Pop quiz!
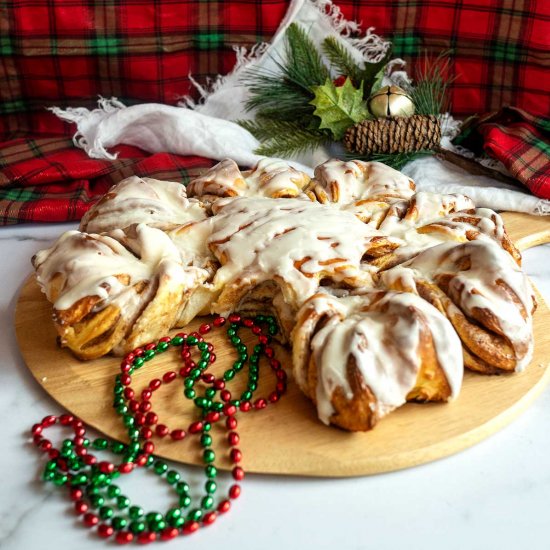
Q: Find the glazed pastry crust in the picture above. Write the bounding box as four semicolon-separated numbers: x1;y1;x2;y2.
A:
32;158;535;431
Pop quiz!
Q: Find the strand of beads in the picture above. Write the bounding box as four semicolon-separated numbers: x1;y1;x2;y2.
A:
31;314;287;545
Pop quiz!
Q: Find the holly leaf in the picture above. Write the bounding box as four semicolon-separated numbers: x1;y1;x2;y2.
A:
310;78;369;140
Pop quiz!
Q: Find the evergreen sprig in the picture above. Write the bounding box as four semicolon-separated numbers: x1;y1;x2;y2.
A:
408;51;455;115
242;23;329;127
344;150;434;170
285;23;329;88
322;37;392;97
239;117;332;158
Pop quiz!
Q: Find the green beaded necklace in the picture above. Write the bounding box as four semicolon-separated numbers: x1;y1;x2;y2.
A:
31;314;285;544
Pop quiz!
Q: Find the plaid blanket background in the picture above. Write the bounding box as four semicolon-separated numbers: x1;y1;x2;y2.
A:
1;0;549;224
456;107;550;198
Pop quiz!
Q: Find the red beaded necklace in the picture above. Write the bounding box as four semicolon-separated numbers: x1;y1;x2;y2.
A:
30;314;286;544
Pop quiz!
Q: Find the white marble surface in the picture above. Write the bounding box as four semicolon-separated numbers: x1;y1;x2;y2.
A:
1;221;550;550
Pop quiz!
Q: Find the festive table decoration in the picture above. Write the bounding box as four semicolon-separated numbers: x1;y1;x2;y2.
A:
239;24;452;169
30;314;286;544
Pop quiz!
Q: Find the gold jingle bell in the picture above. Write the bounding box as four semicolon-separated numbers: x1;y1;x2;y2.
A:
368;85;415;118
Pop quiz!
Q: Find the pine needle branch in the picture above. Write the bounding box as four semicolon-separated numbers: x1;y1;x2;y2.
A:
285;23;329;88
322;37;364;85
322;37;392;97
407;51;455;115
344;150;434;170
239;118;331;158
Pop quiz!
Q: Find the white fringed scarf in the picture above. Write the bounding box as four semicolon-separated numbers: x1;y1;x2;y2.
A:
50;0;550;215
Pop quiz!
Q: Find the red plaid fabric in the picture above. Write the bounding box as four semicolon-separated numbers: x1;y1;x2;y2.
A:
456;107;550;199
0;0;548;224
0;138;214;224
346;0;550;117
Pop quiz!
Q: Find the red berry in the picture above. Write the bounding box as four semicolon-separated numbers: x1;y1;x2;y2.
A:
333;75;347;87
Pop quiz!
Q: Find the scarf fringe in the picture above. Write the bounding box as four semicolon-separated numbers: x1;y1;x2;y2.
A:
178;42;270;109
534;200;550;215
49;97;127;160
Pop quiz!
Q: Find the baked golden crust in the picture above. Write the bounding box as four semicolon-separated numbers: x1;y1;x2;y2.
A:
291;291;461;431
32;158;535;432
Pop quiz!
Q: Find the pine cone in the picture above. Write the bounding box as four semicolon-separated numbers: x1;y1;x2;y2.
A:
343;115;441;155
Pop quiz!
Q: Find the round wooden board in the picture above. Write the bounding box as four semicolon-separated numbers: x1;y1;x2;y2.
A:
14;212;550;477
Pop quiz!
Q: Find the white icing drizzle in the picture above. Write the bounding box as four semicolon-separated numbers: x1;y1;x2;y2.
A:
208;197;394;308
381;240;535;370
187;159;247;198
242;158;310;197
34;224;208;313
187;158;310;200
80;176;206;233
32;157;535;430
311;159;416;203
307;291;463;424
